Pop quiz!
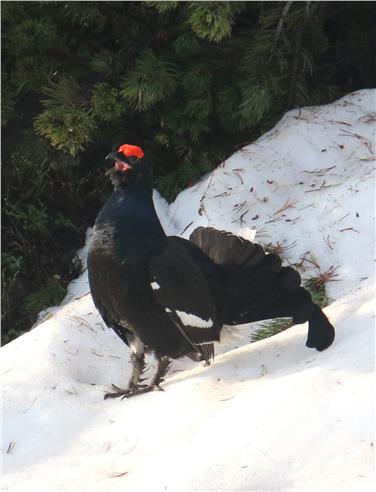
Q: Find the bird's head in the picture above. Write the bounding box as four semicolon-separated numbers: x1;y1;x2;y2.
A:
105;144;152;189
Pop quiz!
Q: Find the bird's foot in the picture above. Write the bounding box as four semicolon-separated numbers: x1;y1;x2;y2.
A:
122;383;164;398
104;382;146;400
104;354;170;400
104;382;163;400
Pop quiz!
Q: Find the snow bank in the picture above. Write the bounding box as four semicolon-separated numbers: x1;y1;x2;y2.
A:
1;90;375;491
169;90;375;300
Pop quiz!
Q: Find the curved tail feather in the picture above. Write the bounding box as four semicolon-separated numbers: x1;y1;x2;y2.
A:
306;304;335;351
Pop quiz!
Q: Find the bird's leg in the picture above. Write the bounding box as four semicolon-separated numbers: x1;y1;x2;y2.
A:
121;354;171;398
128;351;148;389
104;337;146;400
149;355;171;390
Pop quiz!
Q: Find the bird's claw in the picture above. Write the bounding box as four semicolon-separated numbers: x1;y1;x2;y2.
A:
121;383;164;398
104;383;163;400
110;383;124;391
104;389;130;400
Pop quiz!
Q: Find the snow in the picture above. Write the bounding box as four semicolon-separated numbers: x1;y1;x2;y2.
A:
1;90;375;491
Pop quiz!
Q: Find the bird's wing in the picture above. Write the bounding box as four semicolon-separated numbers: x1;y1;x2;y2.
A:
149;237;221;363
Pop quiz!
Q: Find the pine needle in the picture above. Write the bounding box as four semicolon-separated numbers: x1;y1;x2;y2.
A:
250;318;293;343
106;470;129;478
7;441;16;454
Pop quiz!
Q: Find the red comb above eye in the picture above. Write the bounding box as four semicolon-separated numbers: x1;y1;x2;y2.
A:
118;144;144;158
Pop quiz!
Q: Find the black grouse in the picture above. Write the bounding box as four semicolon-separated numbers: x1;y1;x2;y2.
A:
87;144;335;399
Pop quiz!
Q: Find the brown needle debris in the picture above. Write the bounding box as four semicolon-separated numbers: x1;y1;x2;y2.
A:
106;470;129;478
6;441;16;454
273;199;299;215
323;235;334;250
265;240;297;255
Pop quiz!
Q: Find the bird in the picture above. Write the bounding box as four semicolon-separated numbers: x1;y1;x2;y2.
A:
87;143;335;399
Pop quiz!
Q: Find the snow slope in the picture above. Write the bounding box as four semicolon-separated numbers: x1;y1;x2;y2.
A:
1;90;375;491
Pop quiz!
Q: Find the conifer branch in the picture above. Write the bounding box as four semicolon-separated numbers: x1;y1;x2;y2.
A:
268;1;294;66
287;1;318;109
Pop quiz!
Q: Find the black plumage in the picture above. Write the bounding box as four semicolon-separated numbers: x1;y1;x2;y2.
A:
87;145;335;398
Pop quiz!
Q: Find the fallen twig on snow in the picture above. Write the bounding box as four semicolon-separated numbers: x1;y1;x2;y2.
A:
106;470;129;478
65;314;96;333
305;181;341;193
285;216;301;224
265;216;283;224
339;129;374;154
180;221;193;235
357;113;376;124
339;227;360;233
232;168;245;184
328;119;352;127
273;199;298;215
298;251;321;270
231;210;249;226
323;235;334;250
265;240;297;255
254;227;269;239
303;165;336;175
309;266;340;287
6;441;16;454
233;201;247;213
214;191;230;198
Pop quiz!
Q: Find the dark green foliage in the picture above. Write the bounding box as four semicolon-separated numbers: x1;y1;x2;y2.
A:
2;1;375;343
1;131;90;343
187;2;246;42
34;106;97;156
304;276;330;308
120;49;179;110
23;276;67;323
146;2;179;14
